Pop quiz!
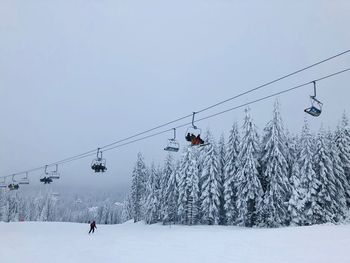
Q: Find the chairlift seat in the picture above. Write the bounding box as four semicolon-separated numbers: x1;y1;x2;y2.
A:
164;146;179;152
164;139;180;152
40;177;53;184
8;184;19;190
18;179;30;185
49;174;60;180
304;106;321;117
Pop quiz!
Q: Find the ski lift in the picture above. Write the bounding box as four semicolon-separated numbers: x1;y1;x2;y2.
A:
304;81;323;117
45;164;60;179
40;167;53;184
18;172;30;185
91;148;107;173
164;128;180;152
8;175;19;190
0;177;7;188
8;183;19;191
40;176;53;184
185;112;207;146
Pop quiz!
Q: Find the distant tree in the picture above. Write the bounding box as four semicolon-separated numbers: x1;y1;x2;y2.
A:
131;152;148;222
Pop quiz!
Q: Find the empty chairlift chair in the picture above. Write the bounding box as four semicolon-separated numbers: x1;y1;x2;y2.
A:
0;178;7;188
304;81;323;117
91;148;107;173
47;164;60;180
18;172;30;185
164;128;180;152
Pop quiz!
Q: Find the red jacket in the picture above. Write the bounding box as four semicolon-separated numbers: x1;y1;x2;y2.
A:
90;221;96;228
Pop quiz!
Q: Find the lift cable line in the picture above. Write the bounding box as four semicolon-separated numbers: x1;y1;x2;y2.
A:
2;63;350;179
97;49;350;151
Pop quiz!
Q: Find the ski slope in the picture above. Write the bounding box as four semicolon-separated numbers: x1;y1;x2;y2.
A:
0;221;349;263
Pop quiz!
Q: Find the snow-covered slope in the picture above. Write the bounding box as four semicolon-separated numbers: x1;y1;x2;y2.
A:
0;221;348;263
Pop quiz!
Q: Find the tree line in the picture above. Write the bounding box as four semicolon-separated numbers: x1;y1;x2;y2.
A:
125;102;350;227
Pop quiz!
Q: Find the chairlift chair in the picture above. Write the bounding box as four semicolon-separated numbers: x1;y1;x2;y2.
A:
8;175;19;190
304;81;323;117
40;167;53;184
18;172;30;185
91;148;107;173
0;178;7;188
8;183;19;191
164;128;180;152
40;177;53;184
46;164;60;179
185;112;208;147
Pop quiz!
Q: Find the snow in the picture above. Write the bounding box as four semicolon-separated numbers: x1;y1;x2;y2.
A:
1;221;349;263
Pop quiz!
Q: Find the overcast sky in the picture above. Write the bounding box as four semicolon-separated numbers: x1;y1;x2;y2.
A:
1;0;350;192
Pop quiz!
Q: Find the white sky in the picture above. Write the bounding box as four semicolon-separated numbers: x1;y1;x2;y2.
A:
1;0;350;191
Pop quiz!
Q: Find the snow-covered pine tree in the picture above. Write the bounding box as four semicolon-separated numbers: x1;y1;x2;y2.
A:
313;128;338;223
335;112;350;207
160;153;174;221
259;100;291;227
326;131;347;221
223;122;240;225
217;134;227;225
145;163;161;224
288;135;305;226
326;130;347;221
298;118;320;225
162;161;180;224
177;146;200;225
122;194;133;222
200;130;221;225
236;108;263;227
131;152;148;222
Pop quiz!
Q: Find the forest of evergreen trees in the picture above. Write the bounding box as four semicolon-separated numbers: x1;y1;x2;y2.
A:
1;102;350;228
0;190;125;224
126;102;350;227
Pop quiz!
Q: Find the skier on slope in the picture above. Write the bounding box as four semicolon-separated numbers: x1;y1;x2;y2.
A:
89;221;97;234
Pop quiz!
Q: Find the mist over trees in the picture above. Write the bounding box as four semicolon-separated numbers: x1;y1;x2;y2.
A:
1;102;350;227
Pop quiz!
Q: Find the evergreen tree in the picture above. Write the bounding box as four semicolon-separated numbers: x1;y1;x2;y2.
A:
131;152;148;222
327;130;347;220
145;164;161;224
236;108;263;227
217;134;227;225
178;146;200;225
223;122;240;225
288;136;304;226
160;154;174;221
313;128;338;223
162;161;180;224
259;101;291;227
335;112;350;207
200;131;221;225
298;118;320;225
